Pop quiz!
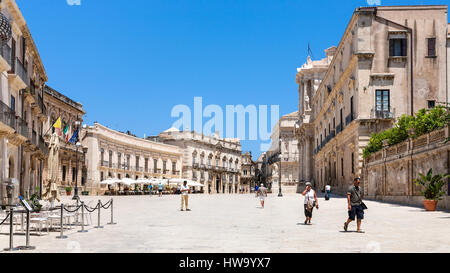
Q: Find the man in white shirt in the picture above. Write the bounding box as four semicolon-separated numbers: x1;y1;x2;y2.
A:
257;184;268;209
325;184;331;200
180;181;191;211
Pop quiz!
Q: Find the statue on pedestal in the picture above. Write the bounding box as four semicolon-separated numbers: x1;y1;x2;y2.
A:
43;132;60;207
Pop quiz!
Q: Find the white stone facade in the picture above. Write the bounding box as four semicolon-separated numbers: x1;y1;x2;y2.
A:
82;123;183;194
158;129;242;194
0;0;48;199
296;5;450;195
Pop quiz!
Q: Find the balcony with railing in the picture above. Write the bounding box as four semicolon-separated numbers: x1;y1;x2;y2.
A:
17;117;28;139
0;100;16;132
39;136;48;155
101;160;109;167
8;58;28;89
370;108;395;119
0;44;12;71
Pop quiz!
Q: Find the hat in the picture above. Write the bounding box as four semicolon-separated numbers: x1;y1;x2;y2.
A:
305;182;312;186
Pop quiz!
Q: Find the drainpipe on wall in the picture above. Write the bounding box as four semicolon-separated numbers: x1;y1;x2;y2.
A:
19;89;24;197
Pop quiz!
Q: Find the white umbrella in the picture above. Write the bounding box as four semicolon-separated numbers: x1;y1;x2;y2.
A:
168;178;185;185
150;178;168;185
187;181;205;187
100;178;120;185
119;178;136;186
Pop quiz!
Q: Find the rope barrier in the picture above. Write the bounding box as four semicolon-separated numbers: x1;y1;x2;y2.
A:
83;204;99;213
63;205;83;213
100;200;112;210
0;213;10;226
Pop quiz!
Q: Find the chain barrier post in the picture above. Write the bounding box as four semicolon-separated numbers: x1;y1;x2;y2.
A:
4;207;19;251
56;204;67;239
18;209;36;250
78;201;88;233
107;198;116;225
95;200;103;229
74;198;80;225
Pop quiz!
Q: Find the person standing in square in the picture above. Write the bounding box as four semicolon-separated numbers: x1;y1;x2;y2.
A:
180;181;191;211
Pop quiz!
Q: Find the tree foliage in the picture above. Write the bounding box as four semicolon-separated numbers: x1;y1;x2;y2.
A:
363;106;450;158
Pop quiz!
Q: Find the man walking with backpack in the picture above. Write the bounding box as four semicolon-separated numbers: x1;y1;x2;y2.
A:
344;177;366;233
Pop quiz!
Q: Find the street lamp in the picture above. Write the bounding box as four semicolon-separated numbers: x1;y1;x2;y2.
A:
72;120;81;200
278;154;283;197
278;123;283;197
72;141;82;200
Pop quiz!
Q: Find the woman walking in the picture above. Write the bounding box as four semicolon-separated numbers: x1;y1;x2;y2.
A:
302;182;319;225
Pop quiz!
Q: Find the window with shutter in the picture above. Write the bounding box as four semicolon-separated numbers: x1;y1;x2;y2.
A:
427;38;436;57
389;38;407;57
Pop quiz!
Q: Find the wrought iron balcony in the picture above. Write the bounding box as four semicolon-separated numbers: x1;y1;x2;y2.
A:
39;136;48;155
17;117;28;139
0;100;16;130
11;58;28;85
0;44;12;67
371;108;394;119
101;160;109;167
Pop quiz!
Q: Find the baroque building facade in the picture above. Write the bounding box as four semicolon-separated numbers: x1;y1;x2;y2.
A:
295;48;334;188
240;152;256;193
296;5;449;194
157;128;242;194
267;112;300;193
0;0;49;199
42;85;86;194
82;123;183;195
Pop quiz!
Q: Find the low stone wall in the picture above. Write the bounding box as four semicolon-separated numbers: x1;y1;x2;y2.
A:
363;126;450;210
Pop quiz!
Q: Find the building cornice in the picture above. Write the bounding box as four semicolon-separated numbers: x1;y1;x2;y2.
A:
311;11;359;105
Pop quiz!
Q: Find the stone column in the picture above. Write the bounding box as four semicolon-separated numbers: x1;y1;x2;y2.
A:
305;137;312;181
68;159;72;186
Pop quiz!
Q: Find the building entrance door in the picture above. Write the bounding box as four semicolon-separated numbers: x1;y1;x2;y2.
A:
216;177;220;194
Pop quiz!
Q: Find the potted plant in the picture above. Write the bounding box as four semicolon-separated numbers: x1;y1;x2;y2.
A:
29;187;42;213
414;168;450;211
65;187;72;196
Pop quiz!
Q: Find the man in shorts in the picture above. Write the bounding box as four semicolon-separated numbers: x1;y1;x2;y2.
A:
158;182;163;197
257;183;267;209
344;178;365;233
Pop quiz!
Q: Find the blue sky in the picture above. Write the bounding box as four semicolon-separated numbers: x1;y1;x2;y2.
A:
16;0;447;160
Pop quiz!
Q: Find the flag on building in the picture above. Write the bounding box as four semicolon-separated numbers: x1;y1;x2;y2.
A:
63;124;70;142
69;128;79;144
52;117;62;129
53;117;62;136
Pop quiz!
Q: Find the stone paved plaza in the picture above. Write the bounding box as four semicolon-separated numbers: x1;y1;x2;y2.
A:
1;193;450;253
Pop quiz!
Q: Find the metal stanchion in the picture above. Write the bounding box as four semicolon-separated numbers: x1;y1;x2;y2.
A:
78;202;88;233
107;198;116;225
95;200;103;229
4;207;19;251
56;204;67;239
18;210;36;250
73;198;80;225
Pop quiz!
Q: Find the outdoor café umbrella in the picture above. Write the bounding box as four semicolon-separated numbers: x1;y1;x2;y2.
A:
119;178;136;186
187;181;204;187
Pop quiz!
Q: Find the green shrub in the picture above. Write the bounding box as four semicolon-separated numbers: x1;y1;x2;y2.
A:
363;106;450;158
